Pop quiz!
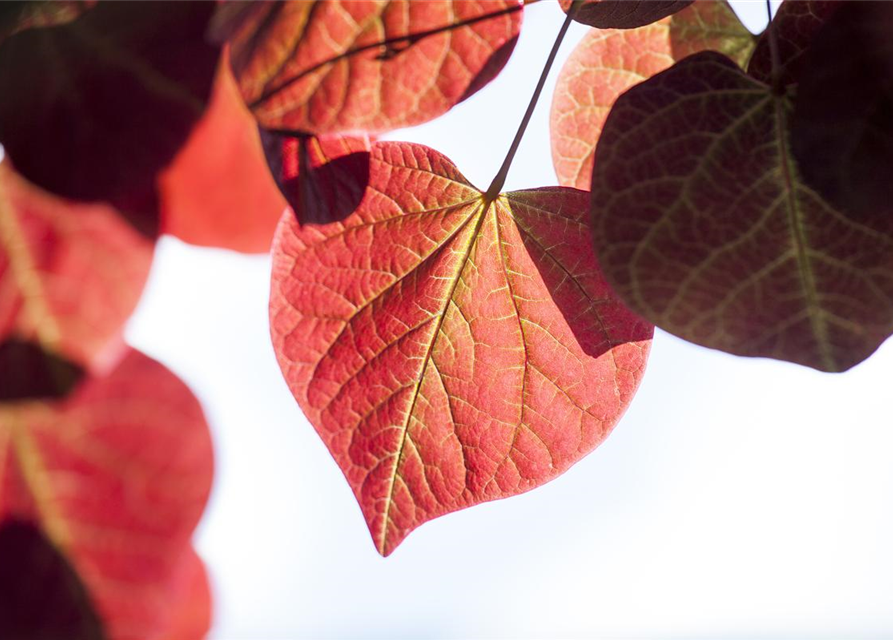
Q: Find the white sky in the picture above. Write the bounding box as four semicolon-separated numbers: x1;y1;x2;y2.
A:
126;3;893;638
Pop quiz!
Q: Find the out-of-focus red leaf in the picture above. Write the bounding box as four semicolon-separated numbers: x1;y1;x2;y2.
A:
261;132;371;225
589;52;893;372
0;348;214;639
157;549;211;640
0;162;153;370
791;1;893;222
0;0;93;45
218;1;523;134
748;0;841;86
159;57;287;254
559;0;693;29
550;0;752;189
0;1;220;236
0;519;104;640
270;141;652;556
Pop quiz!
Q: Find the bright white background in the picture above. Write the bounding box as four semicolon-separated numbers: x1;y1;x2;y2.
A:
127;2;893;638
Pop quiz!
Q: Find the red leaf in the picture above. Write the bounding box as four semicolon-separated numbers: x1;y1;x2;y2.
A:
550;0;752;190
159;56;288;254
0;1;220;236
219;0;523;134
748;0;842;87
157;548;211;640
559;0;693;29
790;1;893;222
0;162;153;370
0;348;214;639
261;131;371;225
589;52;893;372
270;141;652;555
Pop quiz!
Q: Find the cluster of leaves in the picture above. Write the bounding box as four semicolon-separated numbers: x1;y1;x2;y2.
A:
0;0;890;633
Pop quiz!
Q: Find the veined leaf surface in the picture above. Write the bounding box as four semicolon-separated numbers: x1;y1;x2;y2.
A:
550;0;753;189
0;348;213;639
220;0;523;134
270;142;652;556
590;52;893;372
748;0;841;86
159;57;287;254
0;162;153;370
559;0;693;29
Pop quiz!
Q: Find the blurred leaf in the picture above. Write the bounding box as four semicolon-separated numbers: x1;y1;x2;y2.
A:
0;349;214;639
0;162;153;370
0;1;220;236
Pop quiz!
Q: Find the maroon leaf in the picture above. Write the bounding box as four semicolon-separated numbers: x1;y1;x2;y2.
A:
791;1;893;222
0;1;220;236
559;0;694;29
748;0;842;86
590;52;893;371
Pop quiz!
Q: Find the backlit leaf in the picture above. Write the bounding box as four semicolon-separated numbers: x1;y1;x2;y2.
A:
219;0;523;134
791;1;893;222
590;52;893;372
261;131;371;225
159;57;287;254
550;0;752;189
0;348;213;639
270;142;652;556
748;0;841;86
559;0;693;29
0;1;220;236
0;162;153;370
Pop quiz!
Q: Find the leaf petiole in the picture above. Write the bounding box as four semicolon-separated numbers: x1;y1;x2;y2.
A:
484;1;577;202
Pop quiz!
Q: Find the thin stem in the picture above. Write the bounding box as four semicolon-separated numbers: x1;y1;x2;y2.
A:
765;0;782;94
484;3;576;201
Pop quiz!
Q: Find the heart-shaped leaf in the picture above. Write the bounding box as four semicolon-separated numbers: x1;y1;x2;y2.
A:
218;0;523;134
791;1;893;222
0;1;220;235
590;52;893;372
261;131;372;225
748;0;841;87
270;141;652;555
0;347;213;639
159;56;287;254
559;0;693;29
550;0;753;190
0;162;153;370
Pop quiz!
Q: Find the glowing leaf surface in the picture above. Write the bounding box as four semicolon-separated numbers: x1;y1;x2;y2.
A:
590;52;893;372
270;142;652;555
160;58;287;254
0;348;213;639
221;0;523;134
550;0;752;189
0;163;153;370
